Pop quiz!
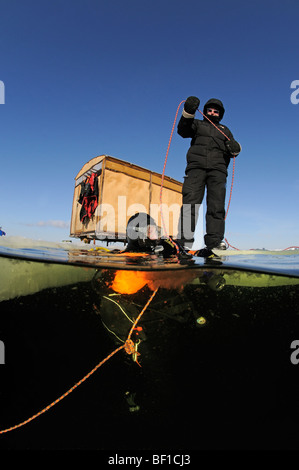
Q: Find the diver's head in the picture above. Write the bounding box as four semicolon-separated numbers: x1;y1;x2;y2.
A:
126;212;159;250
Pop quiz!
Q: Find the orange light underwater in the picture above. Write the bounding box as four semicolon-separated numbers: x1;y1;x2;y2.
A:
109;269;198;295
110;270;151;294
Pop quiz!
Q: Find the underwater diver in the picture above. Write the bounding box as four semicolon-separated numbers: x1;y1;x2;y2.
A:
177;96;241;252
91;213;227;411
92;263;198;412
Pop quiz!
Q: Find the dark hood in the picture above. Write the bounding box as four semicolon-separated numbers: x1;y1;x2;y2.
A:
203;98;225;122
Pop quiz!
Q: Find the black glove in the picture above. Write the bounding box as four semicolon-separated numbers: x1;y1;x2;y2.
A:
225;140;241;156
184;96;200;114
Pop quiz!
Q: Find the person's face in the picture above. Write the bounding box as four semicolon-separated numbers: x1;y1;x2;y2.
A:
147;224;158;240
206;107;220;117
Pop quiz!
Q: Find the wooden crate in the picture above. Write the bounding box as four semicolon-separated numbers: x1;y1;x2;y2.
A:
70;155;183;242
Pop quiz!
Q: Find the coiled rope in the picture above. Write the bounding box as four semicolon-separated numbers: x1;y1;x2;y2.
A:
0;287;159;435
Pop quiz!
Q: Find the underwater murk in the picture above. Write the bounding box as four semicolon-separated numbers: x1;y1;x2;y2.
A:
0;257;299;451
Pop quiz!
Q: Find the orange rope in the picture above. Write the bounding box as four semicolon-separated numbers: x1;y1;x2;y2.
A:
224;156;236;221
159;100;186;230
224;237;240;251
159;100;185;254
0;345;123;435
127;287;158;340
0;287;159;435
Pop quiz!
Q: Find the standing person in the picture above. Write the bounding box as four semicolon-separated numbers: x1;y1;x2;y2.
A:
177;96;241;251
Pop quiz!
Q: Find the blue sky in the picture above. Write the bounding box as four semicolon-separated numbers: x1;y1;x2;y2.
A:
0;0;298;249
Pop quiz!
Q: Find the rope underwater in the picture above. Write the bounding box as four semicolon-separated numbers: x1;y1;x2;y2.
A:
0;287;159;435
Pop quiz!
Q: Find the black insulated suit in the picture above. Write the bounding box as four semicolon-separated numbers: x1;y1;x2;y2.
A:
177;98;241;249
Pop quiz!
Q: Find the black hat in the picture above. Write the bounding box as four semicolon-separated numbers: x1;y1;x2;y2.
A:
203;98;225;121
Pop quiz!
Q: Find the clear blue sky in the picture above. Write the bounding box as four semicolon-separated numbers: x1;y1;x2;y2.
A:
1;0;298;249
